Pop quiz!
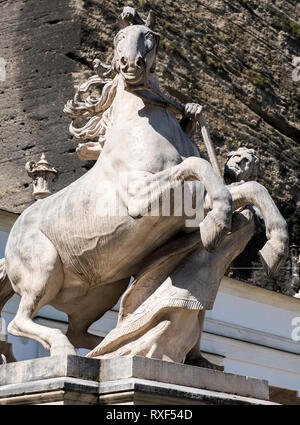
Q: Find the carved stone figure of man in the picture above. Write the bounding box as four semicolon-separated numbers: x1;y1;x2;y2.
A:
86;147;264;369
186;147;261;369
224;147;259;184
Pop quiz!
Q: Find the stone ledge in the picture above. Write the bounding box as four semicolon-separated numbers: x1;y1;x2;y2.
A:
0;376;99;398
100;356;269;400
0;355;272;405
99;378;277;405
0;355;100;386
0;377;99;405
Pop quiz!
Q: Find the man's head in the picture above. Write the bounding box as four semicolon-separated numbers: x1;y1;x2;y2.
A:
224;147;259;183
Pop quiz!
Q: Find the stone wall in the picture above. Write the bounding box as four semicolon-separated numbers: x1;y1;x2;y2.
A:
0;0;299;289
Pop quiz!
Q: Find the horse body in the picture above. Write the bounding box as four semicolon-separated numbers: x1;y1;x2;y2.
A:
4;76;198;316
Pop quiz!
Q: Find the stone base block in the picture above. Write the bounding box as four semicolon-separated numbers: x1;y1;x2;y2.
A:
0;355;99;405
0;355;277;405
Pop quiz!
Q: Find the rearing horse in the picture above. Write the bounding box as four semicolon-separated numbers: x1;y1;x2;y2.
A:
0;16;288;361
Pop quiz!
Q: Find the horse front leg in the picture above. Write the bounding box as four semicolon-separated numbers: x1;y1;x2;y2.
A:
227;182;288;277
127;157;232;252
181;157;232;251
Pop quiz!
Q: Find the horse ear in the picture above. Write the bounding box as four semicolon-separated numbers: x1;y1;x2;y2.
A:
146;10;156;29
118;6;145;28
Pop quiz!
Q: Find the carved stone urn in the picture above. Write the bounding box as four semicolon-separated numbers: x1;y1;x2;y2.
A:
25;153;58;200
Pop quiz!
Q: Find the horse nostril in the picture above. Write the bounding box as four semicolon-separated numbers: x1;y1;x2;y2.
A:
135;56;145;68
120;56;127;67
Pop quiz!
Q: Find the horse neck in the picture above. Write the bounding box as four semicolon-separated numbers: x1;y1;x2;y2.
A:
94;73;163;168
113;73;161;115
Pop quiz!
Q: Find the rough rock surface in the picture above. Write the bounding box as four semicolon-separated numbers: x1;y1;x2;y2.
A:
0;0;299;291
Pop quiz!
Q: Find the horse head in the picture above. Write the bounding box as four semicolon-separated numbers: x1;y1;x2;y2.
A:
112;24;160;87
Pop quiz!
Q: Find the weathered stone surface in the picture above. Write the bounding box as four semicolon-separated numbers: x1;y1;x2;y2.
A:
0;377;99;405
99;378;276;405
0;355;100;385
0;355;274;405
0;0;298;294
0;0;88;211
0;4;290;364
99;356;270;400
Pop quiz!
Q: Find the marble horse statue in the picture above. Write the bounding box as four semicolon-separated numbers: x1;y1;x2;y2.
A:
0;7;288;366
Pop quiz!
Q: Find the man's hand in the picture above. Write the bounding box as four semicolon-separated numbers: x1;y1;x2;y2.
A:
180;103;202;138
184;103;203;121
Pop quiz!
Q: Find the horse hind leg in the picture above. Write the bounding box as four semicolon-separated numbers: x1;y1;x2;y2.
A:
7;235;76;356
8;293;75;356
66;278;130;350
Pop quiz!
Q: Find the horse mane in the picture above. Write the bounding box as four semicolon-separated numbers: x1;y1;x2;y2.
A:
64;12;159;156
63;63;120;155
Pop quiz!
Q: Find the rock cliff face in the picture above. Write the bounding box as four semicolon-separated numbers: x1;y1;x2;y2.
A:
0;0;299;291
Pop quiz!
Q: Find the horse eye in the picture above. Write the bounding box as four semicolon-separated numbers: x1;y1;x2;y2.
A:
146;33;154;41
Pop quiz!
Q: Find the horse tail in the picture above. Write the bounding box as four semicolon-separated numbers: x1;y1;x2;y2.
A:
0;258;14;314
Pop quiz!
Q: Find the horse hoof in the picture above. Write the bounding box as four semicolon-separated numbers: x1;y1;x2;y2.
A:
199;211;230;252
230;209;253;233
50;345;76;357
259;240;287;278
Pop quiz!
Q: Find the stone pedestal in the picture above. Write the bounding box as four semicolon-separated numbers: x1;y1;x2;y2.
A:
0;355;276;405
